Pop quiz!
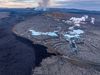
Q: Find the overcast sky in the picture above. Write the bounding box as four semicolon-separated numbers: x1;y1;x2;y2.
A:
0;0;100;11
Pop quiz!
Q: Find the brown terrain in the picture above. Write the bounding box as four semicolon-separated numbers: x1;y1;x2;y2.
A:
13;12;100;75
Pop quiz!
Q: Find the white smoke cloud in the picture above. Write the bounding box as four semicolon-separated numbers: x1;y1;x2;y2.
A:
37;0;50;7
34;0;50;11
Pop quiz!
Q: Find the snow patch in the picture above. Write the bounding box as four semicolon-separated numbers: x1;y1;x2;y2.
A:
29;30;58;37
91;17;95;24
69;15;89;26
64;29;84;40
68;26;74;30
70;29;84;35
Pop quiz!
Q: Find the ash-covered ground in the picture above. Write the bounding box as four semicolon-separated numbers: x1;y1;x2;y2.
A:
13;9;100;75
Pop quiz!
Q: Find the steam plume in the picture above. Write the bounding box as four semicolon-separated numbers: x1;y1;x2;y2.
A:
35;0;50;11
38;0;49;8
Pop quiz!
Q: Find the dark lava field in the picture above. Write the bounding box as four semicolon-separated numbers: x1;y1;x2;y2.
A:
0;11;52;75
